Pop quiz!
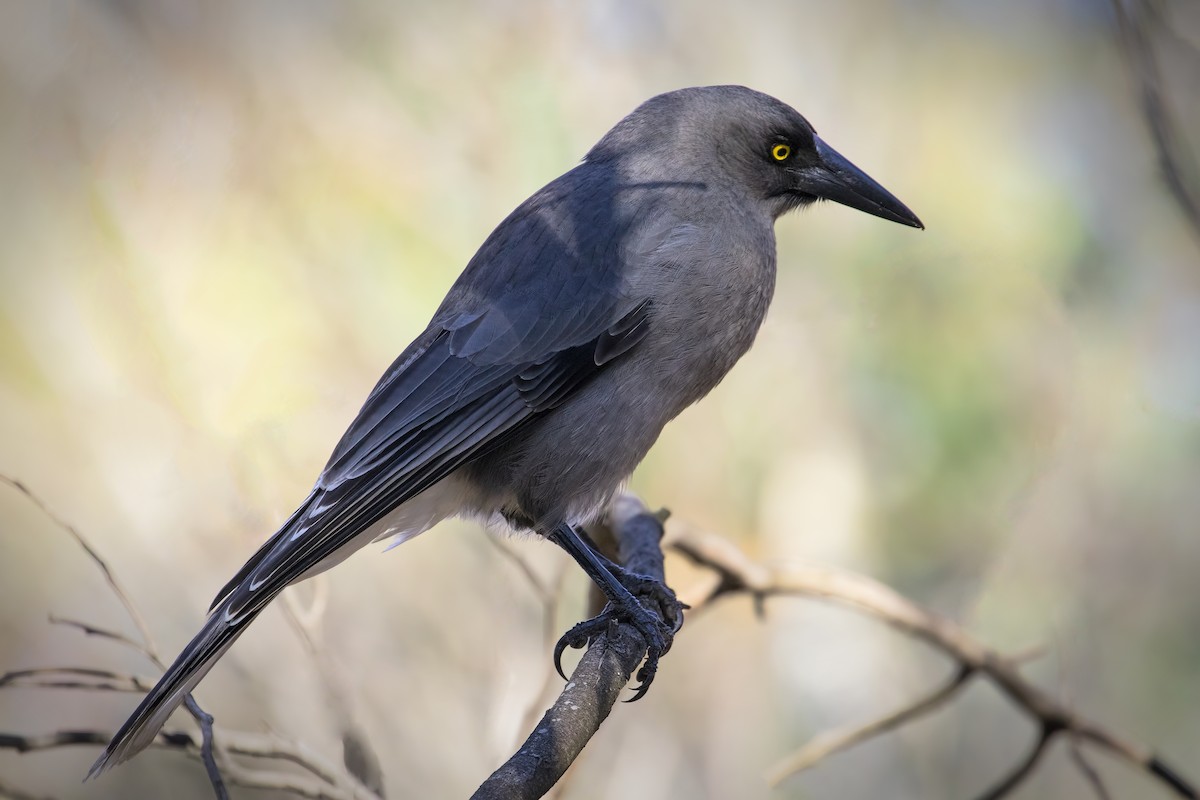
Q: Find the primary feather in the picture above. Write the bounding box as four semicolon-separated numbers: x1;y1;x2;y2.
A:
89;160;660;776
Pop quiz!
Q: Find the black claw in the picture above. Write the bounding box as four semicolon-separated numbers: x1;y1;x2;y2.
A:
553;613;609;680
625;653;660;702
546;522;686;699
552;637;572;681
550;568;686;700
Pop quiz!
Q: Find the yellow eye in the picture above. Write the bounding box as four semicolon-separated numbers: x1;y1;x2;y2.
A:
771;143;791;161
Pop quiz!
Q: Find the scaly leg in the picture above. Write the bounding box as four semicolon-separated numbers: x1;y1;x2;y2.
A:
546;522;684;700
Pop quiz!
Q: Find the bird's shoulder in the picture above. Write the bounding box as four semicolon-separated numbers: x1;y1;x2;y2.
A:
423;162;707;365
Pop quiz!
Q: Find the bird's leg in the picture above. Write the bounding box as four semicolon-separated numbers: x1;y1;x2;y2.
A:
546;522;684;700
549;523;683;624
573;531;688;621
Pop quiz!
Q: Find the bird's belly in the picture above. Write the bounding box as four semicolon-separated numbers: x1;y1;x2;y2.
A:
466;286;773;531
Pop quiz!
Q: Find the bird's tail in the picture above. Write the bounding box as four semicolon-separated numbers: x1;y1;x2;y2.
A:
86;598;264;778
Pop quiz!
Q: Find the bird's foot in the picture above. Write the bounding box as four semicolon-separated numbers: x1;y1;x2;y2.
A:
552;572;686;701
602;563;690;629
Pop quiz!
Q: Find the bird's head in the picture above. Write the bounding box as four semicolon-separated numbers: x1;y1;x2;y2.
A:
589;85;923;229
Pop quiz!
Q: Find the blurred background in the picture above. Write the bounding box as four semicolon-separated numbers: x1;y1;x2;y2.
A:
2;1;1198;798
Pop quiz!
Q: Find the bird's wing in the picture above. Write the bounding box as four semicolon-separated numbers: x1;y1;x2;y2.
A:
89;295;655;776
213;165;662;621
91;164;684;776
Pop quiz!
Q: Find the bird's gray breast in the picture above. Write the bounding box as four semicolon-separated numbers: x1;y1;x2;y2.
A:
627;203;778;415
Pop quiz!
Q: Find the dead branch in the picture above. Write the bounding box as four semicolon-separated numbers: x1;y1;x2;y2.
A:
0;726;380;800
1071;735;1115;800
184;695;228;800
765;665;973;781
2;473;1193;800
282;579;386;796
666;522;1196;799
0;476;380;800
0;477;160;659
0;666;153;693
974;727;1054;800
482;534;571;748
471;495;671;800
1112;0;1200;247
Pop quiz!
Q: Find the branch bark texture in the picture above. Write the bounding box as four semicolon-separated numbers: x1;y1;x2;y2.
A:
471;500;668;800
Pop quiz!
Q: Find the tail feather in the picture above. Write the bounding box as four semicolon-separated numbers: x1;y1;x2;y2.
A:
86;601;263;778
87;475;465;779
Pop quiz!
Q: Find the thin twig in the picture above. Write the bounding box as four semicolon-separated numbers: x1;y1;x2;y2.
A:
483;528;588;751
4;474;1193;800
0;728;382;800
517;566;568;743
1070;734;1113;800
974;727;1054;800
1;474;379;800
0;666;153;693
668;522;1196;799
282;576;331;645
46;614;148;653
765;665;974;786
184;696;228;800
282;578;387;797
1112;0;1200;247
482;531;575;743
0;476;159;660
483;534;556;605
483;529;580;746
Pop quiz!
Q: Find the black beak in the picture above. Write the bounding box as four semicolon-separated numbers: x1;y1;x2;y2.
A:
794;136;924;229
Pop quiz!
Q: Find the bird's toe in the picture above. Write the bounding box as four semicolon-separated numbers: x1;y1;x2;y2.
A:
551;577;682;700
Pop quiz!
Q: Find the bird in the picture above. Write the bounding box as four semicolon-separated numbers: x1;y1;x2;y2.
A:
88;85;922;776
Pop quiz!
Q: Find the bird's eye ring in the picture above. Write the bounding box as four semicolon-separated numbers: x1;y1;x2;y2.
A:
771;143;791;161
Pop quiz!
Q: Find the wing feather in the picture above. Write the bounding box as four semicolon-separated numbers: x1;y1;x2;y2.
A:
217;162;681;618
100;159;700;775
218;299;653;619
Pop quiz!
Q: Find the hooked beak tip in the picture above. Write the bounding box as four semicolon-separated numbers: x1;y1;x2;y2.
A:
901;210;925;231
802;136;925;231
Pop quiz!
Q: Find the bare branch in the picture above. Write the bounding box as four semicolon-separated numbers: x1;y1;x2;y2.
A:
4;473;1191;800
0;727;382;800
1070;734;1113;800
0;730;113;753
765;665;974;786
1;473;381;800
282;578;387;797
184;696;228;800
46;614;148;653
973;727;1054;800
668;523;1196;799
472;495;670;800
0;476;159;661
1112;0;1200;247
483;533;557;605
0;666;153;693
